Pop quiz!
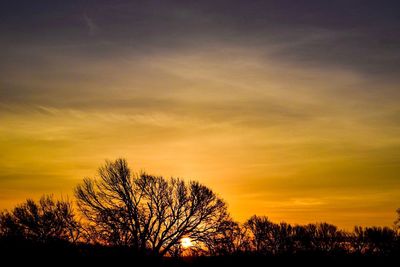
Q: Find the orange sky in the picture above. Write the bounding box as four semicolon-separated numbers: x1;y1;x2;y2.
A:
1;1;400;230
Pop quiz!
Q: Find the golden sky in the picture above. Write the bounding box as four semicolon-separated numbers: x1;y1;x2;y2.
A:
1;1;400;230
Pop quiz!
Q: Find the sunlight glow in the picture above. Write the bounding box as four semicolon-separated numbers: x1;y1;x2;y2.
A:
181;237;193;249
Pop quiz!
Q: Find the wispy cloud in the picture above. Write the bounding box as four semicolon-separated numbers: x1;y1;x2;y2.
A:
83;14;99;36
0;1;400;229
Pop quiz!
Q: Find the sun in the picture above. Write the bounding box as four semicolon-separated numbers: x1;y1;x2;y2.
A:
181;237;193;249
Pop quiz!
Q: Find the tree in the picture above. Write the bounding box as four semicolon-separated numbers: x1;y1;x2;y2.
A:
362;226;396;255
270;222;296;254
75;158;229;256
205;219;251;256
310;223;345;253
293;223;345;253
0;195;80;243
395;208;400;229
244;215;276;254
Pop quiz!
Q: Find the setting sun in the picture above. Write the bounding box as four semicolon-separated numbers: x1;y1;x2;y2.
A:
181;237;193;249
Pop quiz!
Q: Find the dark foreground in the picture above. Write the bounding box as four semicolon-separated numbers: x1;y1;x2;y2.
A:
1;241;397;267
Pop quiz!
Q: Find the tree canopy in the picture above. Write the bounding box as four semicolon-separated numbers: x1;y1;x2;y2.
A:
75;159;229;256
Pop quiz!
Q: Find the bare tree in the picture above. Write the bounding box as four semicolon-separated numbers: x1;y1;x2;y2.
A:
290;223;345;253
205;219;251;256
75;158;229;256
244;216;297;255
0;195;80;243
306;223;345;253
270;222;296;254
244;215;276;254
395;208;400;229
243;216;350;255
356;226;397;255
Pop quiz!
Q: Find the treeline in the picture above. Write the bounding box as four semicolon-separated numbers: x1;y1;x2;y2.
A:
209;217;400;256
1;159;399;259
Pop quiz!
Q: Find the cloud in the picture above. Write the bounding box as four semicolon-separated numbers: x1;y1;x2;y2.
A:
0;1;400;229
83;14;99;36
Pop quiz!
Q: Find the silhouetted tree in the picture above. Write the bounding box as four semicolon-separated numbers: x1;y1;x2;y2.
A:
0;195;80;243
75;158;229;256
356;226;397;255
305;223;345;253
205;219;250;256
243;217;349;255
269;222;296;254
291;225;314;252
244;215;276;254
353;226;368;254
395;208;400;229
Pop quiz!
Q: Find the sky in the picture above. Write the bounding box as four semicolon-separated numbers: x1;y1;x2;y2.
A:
1;0;400;230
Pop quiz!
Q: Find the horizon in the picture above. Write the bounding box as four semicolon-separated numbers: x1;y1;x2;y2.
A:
1;0;400;231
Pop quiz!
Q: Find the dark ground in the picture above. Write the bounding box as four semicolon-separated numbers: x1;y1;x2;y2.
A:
1;240;397;266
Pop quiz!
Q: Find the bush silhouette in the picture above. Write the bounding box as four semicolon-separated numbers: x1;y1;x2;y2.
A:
0;195;80;243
